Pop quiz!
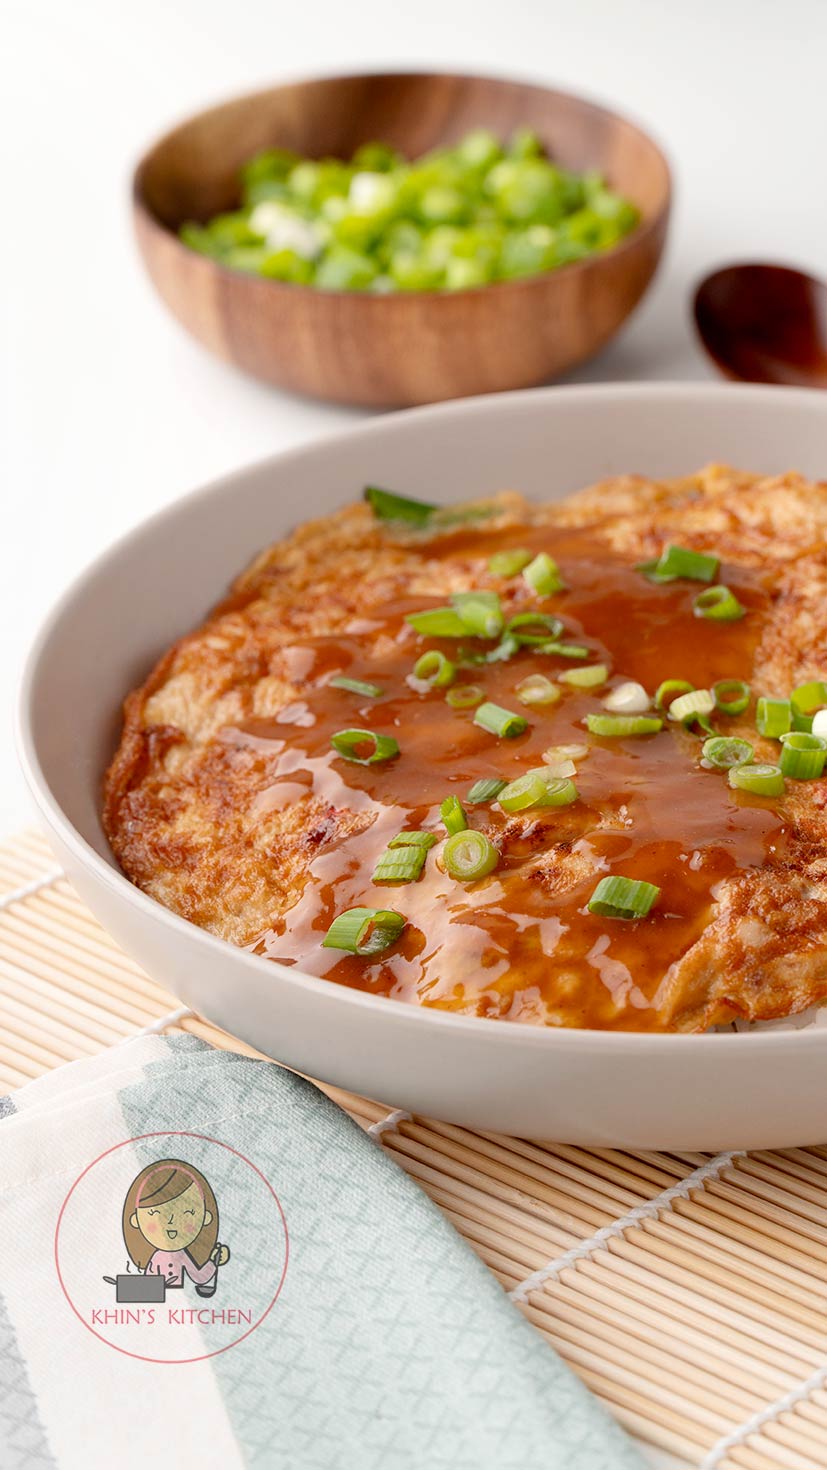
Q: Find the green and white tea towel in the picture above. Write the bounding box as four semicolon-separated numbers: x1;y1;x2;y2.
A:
0;1035;644;1469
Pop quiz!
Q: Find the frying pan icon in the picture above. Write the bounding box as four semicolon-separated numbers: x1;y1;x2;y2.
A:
103;1274;166;1304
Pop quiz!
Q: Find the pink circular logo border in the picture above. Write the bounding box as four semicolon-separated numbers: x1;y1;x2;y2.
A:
54;1130;289;1364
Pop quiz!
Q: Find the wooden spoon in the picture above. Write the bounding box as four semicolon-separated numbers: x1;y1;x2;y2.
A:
694;263;827;387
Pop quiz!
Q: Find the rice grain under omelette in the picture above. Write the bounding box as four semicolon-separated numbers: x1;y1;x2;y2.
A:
103;467;827;1032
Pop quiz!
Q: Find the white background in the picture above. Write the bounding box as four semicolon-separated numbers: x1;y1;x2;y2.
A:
3;5;826;1461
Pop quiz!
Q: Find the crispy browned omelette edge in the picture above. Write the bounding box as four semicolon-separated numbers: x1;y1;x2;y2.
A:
103;467;827;1032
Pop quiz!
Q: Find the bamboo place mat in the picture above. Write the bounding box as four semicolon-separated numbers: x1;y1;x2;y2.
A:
2;831;827;1470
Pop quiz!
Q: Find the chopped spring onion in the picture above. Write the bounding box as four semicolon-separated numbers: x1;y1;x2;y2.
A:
388;830;437;849
654;679;694;711
702;736;754;770
488;548;532;577
474;701;529;738
331;728;400;764
442;829;499;882
543;743;589;764
813;710;827;740
541;758;577;779
791;681;827;733
603;680;649;713
446;683;485;709
559;662;609;689
496;771;572;813
540;641;590;660
728;763;785;797
364;486;435;524
506;612;565;644
638;544;719;584
412;650;456;688
440;795;469;835
484;634;520;664
588;875;661;920
322;906;406;954
586;713;663;737
498;771;557;813
516;674;560;706
712;679;750;716
523;551;566;596
467;777;508;804
779;731;827;780
668;689;715;726
406;606;467;637
329;675;385;698
756;697;792;738
693;585;746;622
372;846;427;883
532;771;578;807
451;590;504;639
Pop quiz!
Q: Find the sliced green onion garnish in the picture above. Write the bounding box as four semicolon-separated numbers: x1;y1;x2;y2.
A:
540;758;577;778
588;876;661;920
702;736;754;770
668;689;715;726
446;683;485;709
412;650;456;688
655;679;694;711
451;590;504;639
586;713;663;737
331;728;400;764
543;743;589;764
372;847;426;883
693;586;746;622
474;701;529;738
534;776;578;811
516;674;560;706
406;606;467;637
440;795;468;835
322;906;406;954
756;697;792;738
497;772;548;813
539;641;590;660
638;544;719;584
364;486;435;525
790;681;827;733
506;612;565;644
388;830;437;849
523;551;566;596
778;732;827;780
442;829;499;882
728;763;785;797
467;777;508;804
484;634;521;664
559;662;608;689
329;675;385;698
712;679;750;716
488;548;532;577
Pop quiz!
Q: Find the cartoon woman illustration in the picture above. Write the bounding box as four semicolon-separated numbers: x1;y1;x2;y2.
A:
122;1159;230;1297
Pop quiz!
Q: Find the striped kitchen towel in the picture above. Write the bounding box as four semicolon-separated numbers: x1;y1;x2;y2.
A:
0;1035;644;1469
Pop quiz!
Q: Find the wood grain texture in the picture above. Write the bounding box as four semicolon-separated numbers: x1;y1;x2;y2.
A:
133;72;672;407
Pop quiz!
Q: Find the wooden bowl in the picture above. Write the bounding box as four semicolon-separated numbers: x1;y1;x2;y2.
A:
133;72;671;407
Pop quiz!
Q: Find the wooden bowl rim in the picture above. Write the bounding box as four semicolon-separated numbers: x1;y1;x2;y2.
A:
132;68;672;305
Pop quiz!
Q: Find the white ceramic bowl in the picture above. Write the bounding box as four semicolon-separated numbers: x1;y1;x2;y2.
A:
18;383;827;1149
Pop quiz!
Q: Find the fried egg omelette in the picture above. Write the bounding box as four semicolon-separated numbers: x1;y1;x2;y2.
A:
103;467;827;1032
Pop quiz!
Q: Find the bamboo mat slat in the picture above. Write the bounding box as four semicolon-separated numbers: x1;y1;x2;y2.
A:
1;832;825;1470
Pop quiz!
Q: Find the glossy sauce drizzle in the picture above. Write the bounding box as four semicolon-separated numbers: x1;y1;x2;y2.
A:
225;523;785;1030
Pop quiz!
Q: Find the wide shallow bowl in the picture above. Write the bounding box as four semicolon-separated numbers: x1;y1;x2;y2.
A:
133;71;671;407
18;383;827;1148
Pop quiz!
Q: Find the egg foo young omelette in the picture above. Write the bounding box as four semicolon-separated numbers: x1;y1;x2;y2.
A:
103;467;827;1033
